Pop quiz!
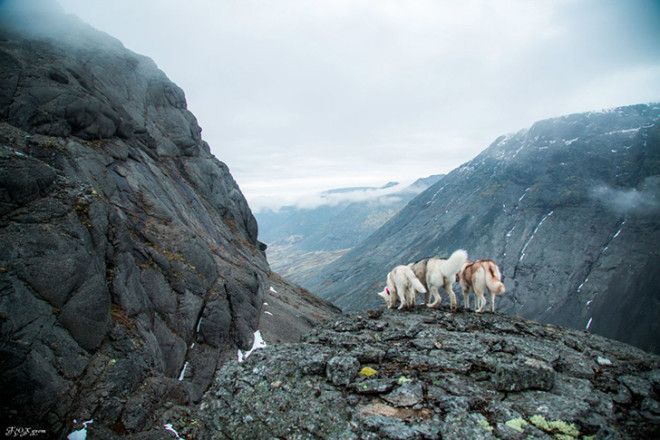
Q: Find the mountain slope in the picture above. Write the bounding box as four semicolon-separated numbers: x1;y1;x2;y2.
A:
0;2;338;436
307;104;660;353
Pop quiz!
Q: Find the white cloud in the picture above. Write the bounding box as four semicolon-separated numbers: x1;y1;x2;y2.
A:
591;177;660;216
251;179;428;212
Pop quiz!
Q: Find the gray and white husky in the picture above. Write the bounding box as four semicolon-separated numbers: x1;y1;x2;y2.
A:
377;265;427;310
408;249;468;310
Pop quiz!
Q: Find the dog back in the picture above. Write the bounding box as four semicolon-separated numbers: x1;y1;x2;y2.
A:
409;258;429;290
461;259;501;287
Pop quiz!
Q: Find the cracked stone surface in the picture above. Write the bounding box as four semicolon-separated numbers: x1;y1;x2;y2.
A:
197;307;659;440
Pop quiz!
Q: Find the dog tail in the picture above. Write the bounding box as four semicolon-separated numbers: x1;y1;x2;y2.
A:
445;249;468;276
405;267;427;293
485;262;506;294
456;260;471;283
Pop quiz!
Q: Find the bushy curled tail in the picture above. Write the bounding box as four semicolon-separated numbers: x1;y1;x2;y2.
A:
404;267;427;293
445;249;468;275
485;262;506;294
411;276;427;293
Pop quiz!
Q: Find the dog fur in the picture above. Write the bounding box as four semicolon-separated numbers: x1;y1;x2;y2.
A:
458;259;506;312
408;258;430;304
377;265;427;310
408;249;468;310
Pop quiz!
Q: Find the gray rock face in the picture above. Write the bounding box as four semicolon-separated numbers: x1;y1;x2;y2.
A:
197;307;660;439
327;355;360;386
307;103;660;353
492;357;555;392
382;381;424;407
0;2;338;437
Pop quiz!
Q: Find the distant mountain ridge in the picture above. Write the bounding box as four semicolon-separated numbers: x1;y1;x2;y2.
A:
255;176;443;285
322;181;399;195
305;103;660;353
256;177;443;250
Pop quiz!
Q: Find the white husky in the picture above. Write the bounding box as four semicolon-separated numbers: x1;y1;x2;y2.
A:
377;265;427;310
409;249;468;310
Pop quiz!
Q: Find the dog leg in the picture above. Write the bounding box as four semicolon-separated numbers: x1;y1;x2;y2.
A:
444;279;458;312
396;287;407;310
462;285;470;311
406;286;414;309
427;286;441;308
490;291;496;313
474;286;485;313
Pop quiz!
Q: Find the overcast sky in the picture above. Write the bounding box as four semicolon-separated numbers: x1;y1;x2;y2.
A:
58;0;660;211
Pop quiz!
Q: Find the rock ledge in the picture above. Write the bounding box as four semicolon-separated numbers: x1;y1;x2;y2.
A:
198;307;659;439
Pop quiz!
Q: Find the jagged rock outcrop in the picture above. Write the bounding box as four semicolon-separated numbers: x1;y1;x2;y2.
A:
0;2;338;437
194;307;659;440
307;104;660;354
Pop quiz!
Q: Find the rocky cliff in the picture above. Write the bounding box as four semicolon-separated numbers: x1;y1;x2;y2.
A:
307;104;660;354
0;2;338;437
193;307;659;439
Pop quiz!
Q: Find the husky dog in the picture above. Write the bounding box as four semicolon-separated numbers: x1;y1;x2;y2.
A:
408;258;430;305
377;265;427;310
458;259;506;312
408;249;468;310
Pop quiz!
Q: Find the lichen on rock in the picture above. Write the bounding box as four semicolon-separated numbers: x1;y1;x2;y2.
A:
198;307;660;439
